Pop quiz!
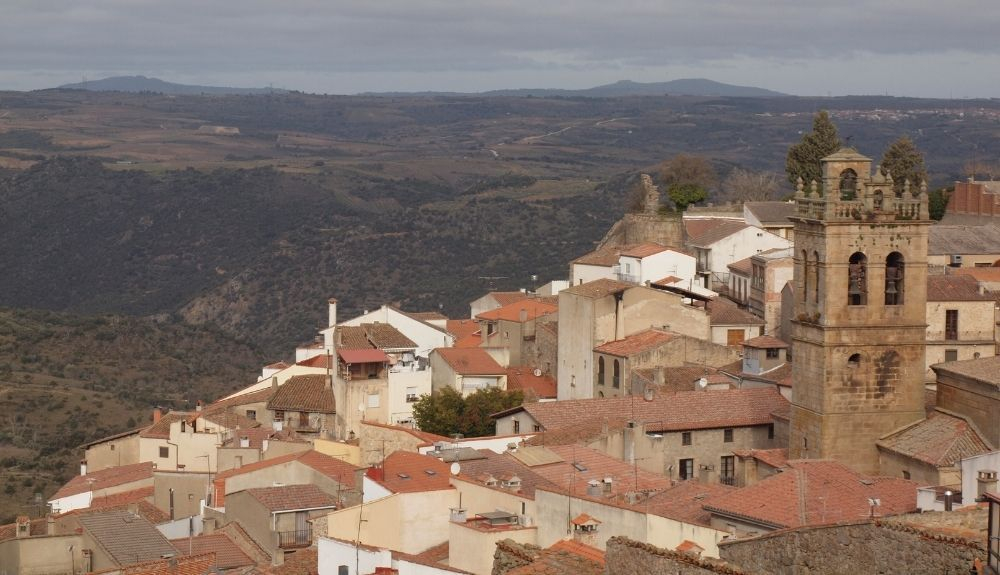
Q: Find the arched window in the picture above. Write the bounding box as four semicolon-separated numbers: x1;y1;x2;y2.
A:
873;189;884;211
885;252;904;306
848;353;861;368
848;252;867;305
613;359;621;388
812;250;821;303
839;169;858;200
802;249;810;304
598;357;606;386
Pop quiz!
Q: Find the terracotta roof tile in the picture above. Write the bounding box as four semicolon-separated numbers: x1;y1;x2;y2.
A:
139;412;189;439
265;361;290;370
928;223;1000;255
170;533;254;570
267;374;335;413
744;201;796;225
732;448;789;470
593;328;676;357
506;367;557;399
727;256;754;275
632;366;730;394
77;509;178;566
931;355;1000;387
333;325;372;349
950;266;1000;282
506;541;604;575
256;547;317;575
361;420;452;444
509;388;787;434
561;278;633;299
434;347;505;375
198;410;261;431
214;450;361;494
363;322;418;349
877;410;992;467
89;486;154;508
687;221;750;247
742;335;789;349
490;291;534;307
447;319;480;340
704;460;918;529
644;480;738;526
548;539;605;566
244;483;338;512
476;299;558;322
51;461;154;500
926;274;996;301
572;244;629;267
709;298;765;326
0;518;47;542
224;425;309;449
203;387;276;414
371;451;453;493
531;445;672;497
106;553;216;575
407;311;449;322
454;449;558;499
620;243;671;258
684;217;740;241
297;354;334;368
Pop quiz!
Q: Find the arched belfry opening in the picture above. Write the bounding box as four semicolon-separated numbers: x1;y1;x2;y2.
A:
848;252;867;305
885;252;904;305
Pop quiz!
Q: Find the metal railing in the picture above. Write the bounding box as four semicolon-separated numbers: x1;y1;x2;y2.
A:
277;527;312;548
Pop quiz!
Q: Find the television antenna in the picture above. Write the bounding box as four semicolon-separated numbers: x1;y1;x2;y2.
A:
478;276;509;291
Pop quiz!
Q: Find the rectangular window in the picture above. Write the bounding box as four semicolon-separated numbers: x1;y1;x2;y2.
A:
246;410;256;421
723;428;734;443
945;310;958;340
768;423;775;439
368;393;380;408
720;455;735;485
727;329;745;346
944;349;958;362
274;410;285;422
513;420;520;434
533;424;541;432
405;386;418;402
159;446;169;459
679;458;694;480
681;431;692;446
766;348;780;359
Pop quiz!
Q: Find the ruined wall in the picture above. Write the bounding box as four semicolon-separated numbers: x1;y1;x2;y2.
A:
718;520;985;575
604;536;748;575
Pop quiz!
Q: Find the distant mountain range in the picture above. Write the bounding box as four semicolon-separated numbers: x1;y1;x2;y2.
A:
56;75;786;98
57;75;286;95
367;78;789;98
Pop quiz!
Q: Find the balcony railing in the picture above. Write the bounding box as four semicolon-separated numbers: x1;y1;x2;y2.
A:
720;475;737;486
277;527;312;548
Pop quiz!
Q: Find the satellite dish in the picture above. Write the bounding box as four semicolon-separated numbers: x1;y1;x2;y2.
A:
450;462;461;476
533;368;542;377
697;377;708;389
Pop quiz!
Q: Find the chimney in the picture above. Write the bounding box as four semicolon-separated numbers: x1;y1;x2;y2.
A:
195;400;203;412
654;369;664;387
586;480;602;498
46;514;55;536
328;298;338;328
519;308;528;323
977;470;998;497
80;460;88;476
603;477;613;494
271;376;278;390
15;516;30;538
153;407;162;423
336;329;343;347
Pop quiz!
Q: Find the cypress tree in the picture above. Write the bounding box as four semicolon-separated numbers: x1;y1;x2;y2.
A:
880;136;927;196
786;110;841;187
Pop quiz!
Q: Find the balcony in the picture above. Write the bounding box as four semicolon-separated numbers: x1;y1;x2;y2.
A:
720;475;737;486
405;394;419;403
277;527;313;549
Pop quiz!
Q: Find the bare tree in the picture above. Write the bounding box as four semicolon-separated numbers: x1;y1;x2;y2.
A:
721;168;782;203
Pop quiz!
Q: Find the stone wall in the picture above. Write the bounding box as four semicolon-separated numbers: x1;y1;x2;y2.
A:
718;520;985;575
604;536;748;574
492;539;540;575
597;212;685;251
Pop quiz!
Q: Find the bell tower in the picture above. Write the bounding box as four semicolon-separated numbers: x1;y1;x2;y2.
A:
788;148;930;474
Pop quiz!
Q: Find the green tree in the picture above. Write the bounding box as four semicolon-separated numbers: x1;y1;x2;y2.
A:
785;110;840;186
880;136;927;196
660;154;716;211
928;187;951;221
411;387;524;438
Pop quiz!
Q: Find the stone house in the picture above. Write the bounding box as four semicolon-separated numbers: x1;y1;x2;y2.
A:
475;298;558;367
48;461;155;514
747;247;794;337
686;221;791;291
708;298;765;347
743;201;796;241
924;273;998;378
569;243;697;287
927;221;1000;269
224;484;337;555
470;290;532;319
930;356;1000;448
265;374;336;435
430;347;507;397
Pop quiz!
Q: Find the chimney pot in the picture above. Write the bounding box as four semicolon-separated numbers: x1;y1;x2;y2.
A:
153;407;162;423
328;298;338;328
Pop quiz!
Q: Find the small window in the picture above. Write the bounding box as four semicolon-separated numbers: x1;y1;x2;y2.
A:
848;353;861;368
246;410;256;421
902;470;911;480
945;310;958;340
159;446;169;459
274;410;285;422
533;424;541;432
180;421;186;433
766;348;780;359
944;349;958;362
767;423;775;439
110;444;115;451
723;428;734;443
612;359;621;388
598;357;605;386
513;420;520;434
368;393;380;408
682;431;692;446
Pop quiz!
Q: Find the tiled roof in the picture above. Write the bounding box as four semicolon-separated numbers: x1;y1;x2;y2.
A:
684;217;741;242
264;361;290;370
928;223;1000;255
926;274;995;301
407;311;449;321
505;541;604;575
454;449;558;499
256;547;316;575
51;461;154;500
447;319;480;340
333;325;372;349
361;420;452;444
506;367;557;399
742;335;789;349
139;412;189;439
571;513;600;526
0;517;46;542
89;486;154;508
524;416;628;447
632;366;731;394
620;243;671;258
490;291;534;307
509;388;786;434
244;483;338;512
476;299;558;322
745;201;796;225
687;221;750;248
704;460;918;529
267;374;336;413
572;244;627;267
877;410;992;467
593;328;676;357
727;256;754;275
297;354;334;368
77;509;179;566
109;553;216;575
548;539;605;566
198;410;261;432
709;298;765;326
732;448;789;470
224;425;308;449
373;451;452;493
434;347;505;375
363;322;418;349
531;445;672;497
644;480;738;526
932;355;1000;387
215;450;360;487
170;534;254;570
561;278;633;299
202;387;276;415
950;267;1000;282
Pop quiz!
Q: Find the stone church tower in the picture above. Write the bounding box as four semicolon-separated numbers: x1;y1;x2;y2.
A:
788;148;931;474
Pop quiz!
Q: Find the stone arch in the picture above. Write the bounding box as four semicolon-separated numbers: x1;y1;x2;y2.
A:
840;169;858;200
613;359;621;388
848;252;867;305
885;252;904;306
598;356;605;386
802;249;810;305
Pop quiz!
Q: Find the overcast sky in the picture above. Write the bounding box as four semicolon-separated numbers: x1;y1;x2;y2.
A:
2;0;998;97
